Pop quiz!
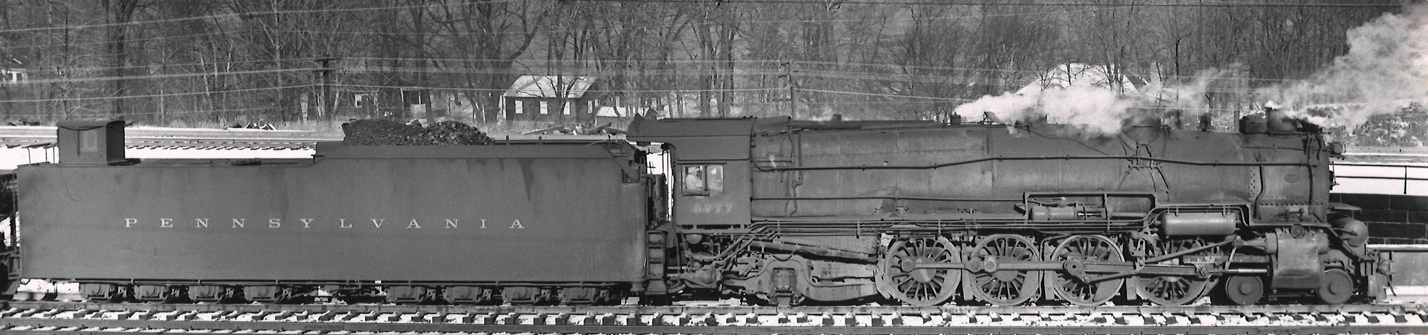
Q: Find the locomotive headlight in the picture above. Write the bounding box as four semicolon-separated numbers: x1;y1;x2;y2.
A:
1328;142;1346;158
1331;217;1370;247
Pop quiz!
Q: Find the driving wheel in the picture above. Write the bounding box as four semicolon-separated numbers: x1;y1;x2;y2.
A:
1134;238;1213;306
876;236;961;306
970;234;1041;306
1050;235;1124;306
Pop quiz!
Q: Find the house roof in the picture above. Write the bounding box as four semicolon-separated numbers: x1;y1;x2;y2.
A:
1;55;23;71
1017;63;1145;95
503;76;597;98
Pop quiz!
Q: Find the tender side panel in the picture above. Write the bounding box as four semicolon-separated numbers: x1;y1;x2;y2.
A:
18;150;645;282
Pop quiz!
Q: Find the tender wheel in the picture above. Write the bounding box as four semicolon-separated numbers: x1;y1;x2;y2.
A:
1134;238;1213;306
1215;275;1264;306
970;234;1041;306
1050;235;1124;306
876;236;961;306
1318;268;1353;305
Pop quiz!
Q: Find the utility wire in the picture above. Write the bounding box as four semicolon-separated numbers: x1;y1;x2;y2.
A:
0;84;784;105
335;83;785;94
0;1;526;34
12;68;318;85
576;0;1405;8
4;59;1300;86
796;88;974;101
3;29;262;50
17;58;311;75
262;5;1110;37
0;85;310;104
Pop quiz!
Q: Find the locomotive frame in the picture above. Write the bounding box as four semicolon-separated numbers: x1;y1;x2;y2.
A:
630;114;1387;307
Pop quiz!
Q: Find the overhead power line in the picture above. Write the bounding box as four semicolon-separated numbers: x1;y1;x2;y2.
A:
13;68;318;85
0;1;527;34
2;29;270;50
335;83;785;94
0;84;309;104
575;0;1405;8
0;106;293;117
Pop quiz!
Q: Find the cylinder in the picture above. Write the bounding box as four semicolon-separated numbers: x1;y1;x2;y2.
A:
1163;212;1238;236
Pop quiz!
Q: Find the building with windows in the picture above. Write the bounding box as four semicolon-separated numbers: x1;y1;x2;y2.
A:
1;57;26;85
502;76;599;122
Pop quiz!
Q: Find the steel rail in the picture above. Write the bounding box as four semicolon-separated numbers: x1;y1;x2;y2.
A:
2;300;1421;315
1;303;1426;335
4;318;1428;335
1;301;1424;334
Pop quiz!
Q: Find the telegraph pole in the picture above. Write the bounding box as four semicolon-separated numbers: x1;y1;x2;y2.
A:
313;57;339;121
781;61;797;120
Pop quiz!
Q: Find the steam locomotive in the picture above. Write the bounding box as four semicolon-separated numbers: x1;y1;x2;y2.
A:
0;112;1389;307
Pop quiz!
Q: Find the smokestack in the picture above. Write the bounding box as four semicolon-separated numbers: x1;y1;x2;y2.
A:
1239;113;1267;134
1265;105;1299;134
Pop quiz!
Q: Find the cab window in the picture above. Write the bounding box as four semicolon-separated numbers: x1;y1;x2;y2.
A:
682;164;723;196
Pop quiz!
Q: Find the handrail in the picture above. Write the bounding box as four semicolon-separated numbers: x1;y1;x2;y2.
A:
1335;162;1428;168
1369;244;1428;252
1332;162;1427;195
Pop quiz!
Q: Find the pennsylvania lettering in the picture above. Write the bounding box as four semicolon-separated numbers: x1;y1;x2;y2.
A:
122;218;527;229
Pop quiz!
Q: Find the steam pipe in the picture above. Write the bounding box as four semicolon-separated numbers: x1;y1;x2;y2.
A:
746;240;876;263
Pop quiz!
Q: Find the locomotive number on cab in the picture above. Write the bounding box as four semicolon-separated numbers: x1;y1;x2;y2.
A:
691;202;735;214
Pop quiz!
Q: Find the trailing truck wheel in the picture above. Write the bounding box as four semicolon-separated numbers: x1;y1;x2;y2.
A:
876;236;960;306
969;234;1041;306
1318;268;1354;305
1214;275;1264;306
1050;235;1124;306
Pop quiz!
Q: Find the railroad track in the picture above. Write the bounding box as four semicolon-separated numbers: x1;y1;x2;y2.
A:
1;301;1425;334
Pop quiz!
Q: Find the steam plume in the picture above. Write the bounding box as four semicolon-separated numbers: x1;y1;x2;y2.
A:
952;65;1223;134
1258;4;1428;128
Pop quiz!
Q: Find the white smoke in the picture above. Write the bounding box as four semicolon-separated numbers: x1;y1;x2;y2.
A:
1258;4;1428;129
951;87;1039;124
956;5;1427;133
953;65;1225;134
1147;67;1231;113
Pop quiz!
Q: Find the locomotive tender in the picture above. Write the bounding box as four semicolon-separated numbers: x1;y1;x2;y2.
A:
0;113;1389;307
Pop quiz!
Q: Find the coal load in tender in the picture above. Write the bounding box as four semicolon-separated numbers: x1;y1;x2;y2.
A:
342;120;495;145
